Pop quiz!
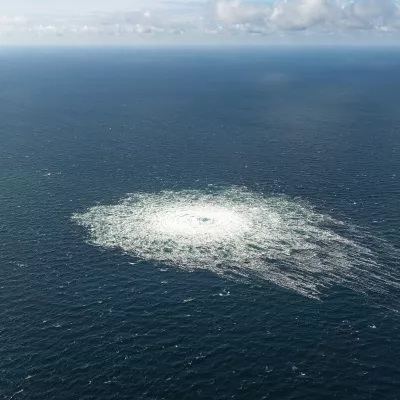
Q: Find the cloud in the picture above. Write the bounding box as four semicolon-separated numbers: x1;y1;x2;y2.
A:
213;0;400;32
215;0;269;24
2;0;400;44
0;15;28;24
269;0;338;31
343;0;400;30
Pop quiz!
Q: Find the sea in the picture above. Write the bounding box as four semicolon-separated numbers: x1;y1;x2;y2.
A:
1;47;400;399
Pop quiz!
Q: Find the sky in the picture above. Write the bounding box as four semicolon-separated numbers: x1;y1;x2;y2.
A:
1;0;400;45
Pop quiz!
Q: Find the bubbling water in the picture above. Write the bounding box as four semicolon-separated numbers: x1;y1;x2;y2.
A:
72;186;400;299
150;204;249;239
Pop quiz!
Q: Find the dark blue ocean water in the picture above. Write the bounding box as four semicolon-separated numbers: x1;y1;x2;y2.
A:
1;47;400;399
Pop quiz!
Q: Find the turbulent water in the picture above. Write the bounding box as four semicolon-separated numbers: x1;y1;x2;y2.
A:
73;186;399;299
1;48;400;400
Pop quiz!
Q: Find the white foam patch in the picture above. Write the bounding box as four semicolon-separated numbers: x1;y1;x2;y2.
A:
72;187;400;299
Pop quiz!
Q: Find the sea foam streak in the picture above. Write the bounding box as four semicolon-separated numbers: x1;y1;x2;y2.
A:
72;187;399;299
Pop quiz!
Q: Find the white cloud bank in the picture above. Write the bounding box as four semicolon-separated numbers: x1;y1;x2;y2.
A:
1;0;400;44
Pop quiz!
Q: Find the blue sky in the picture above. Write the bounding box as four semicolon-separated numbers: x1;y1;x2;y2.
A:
1;0;400;45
